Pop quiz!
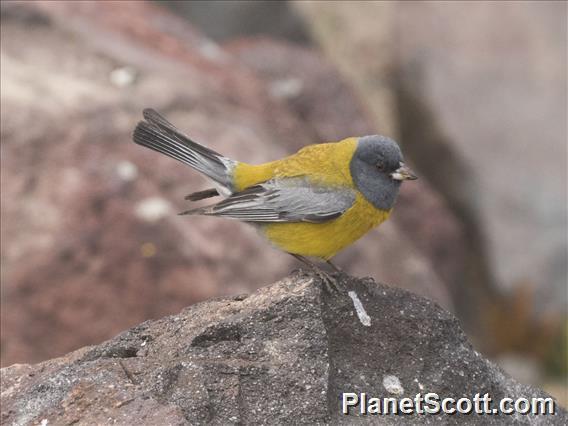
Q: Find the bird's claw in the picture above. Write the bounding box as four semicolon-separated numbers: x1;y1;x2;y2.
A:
313;268;342;293
290;253;344;293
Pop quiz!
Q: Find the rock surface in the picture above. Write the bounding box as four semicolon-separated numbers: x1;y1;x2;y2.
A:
292;1;567;342
1;273;565;425
1;1;457;367
395;1;567;319
288;9;568;406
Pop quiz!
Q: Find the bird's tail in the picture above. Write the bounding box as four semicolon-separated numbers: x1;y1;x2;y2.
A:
133;109;236;195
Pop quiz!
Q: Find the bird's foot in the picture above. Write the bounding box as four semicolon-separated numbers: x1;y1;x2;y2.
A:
316;268;342;293
290;254;343;293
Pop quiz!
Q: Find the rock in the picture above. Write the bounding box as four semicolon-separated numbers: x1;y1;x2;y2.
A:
292;1;399;138
1;1;454;367
161;0;310;44
225;37;373;143
0;0;303;367
396;1;567;314
393;1;567;361
292;0;566;359
1;273;565;425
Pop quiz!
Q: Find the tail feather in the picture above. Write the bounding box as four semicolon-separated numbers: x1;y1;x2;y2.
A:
133;109;236;193
142;108;225;160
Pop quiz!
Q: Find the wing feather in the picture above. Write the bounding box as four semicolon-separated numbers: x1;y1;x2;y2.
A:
180;178;355;223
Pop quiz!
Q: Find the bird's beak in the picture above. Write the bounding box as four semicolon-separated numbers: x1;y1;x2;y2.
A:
391;162;418;181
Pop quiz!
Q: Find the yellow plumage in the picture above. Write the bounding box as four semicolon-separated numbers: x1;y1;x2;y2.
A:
233;137;392;259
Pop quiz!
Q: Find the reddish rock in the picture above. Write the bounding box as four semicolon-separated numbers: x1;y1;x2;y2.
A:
1;1;453;368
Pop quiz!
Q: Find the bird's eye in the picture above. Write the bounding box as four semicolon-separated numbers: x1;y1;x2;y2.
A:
376;162;385;171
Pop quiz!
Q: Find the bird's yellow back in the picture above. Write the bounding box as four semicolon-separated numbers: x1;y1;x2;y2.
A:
232;137;359;190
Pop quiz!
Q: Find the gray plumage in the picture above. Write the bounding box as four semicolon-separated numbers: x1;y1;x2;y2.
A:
133;109;236;194
184;188;219;201
180;177;356;223
350;135;404;211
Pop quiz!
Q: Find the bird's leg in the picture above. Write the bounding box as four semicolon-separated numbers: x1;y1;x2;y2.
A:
326;259;343;274
290;254;340;293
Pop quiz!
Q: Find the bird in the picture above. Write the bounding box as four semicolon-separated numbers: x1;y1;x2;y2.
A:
132;108;417;291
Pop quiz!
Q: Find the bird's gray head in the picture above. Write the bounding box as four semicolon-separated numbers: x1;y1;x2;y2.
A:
349;135;417;211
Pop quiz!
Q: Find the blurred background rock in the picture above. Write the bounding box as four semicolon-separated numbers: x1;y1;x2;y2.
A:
1;0;565;405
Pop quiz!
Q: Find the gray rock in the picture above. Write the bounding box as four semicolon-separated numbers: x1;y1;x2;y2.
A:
160;0;311;44
291;0;566;365
2;273;564;425
395;1;567;317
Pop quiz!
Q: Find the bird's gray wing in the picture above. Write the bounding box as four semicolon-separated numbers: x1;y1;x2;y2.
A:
180;178;356;223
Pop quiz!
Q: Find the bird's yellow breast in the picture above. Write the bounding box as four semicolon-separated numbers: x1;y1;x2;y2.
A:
231;137;391;259
262;194;391;259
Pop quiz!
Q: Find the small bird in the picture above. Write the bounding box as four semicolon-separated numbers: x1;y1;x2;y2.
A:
133;109;417;290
